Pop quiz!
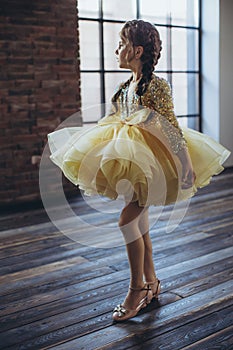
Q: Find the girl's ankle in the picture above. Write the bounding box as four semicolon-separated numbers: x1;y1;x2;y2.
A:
144;275;157;283
129;282;145;290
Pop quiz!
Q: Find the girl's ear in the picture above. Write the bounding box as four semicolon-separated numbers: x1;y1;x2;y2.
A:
135;46;144;59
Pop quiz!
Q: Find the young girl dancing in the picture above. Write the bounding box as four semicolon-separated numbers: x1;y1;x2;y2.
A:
48;20;230;322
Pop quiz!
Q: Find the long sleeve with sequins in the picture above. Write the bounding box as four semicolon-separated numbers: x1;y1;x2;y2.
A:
142;76;187;154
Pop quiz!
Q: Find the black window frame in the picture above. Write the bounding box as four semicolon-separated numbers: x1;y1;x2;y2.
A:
78;0;202;131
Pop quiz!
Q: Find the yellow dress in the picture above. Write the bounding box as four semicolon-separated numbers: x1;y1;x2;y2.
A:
48;75;230;207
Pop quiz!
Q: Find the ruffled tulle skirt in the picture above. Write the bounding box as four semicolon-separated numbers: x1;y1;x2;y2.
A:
48;118;230;207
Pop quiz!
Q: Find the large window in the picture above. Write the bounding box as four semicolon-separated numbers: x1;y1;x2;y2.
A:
78;0;201;130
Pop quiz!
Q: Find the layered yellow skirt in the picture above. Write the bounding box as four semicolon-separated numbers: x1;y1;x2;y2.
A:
48;113;230;207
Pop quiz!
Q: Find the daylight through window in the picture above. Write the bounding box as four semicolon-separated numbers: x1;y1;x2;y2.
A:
78;0;201;130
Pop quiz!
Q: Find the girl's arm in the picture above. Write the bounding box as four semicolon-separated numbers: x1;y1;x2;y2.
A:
147;77;196;188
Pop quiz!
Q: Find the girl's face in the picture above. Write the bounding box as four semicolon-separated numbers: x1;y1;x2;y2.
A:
115;37;135;69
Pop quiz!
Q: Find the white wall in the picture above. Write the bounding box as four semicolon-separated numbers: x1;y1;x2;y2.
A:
202;0;233;166
219;0;233;166
202;0;220;142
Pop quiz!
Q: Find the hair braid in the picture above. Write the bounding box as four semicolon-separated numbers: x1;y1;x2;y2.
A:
135;21;162;96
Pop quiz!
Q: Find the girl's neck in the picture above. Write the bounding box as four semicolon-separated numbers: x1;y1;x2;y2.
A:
132;70;142;83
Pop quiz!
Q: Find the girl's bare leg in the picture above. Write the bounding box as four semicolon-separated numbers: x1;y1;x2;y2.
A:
138;209;158;291
118;201;147;309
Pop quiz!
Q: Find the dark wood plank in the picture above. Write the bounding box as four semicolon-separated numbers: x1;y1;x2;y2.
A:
100;305;233;350
1;280;232;349
0;169;232;350
0;252;232;327
180;325;233;350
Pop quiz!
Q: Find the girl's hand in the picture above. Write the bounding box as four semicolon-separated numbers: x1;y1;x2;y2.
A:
177;147;196;189
181;164;196;189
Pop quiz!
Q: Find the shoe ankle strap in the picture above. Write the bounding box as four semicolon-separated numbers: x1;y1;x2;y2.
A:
129;284;150;291
145;278;160;285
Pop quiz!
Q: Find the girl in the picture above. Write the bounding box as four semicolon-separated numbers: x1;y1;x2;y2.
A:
48;20;230;322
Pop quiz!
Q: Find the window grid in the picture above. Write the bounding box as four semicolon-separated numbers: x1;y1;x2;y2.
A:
78;0;202;130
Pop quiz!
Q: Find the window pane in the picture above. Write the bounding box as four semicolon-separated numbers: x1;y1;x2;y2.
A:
156;73;168;81
172;73;199;116
178;116;200;130
103;0;136;20
78;0;99;18
140;0;171;25
156;27;168;71
105;72;132;104
140;0;199;27
104;22;124;70
81;73;101;122
172;28;198;71
187;73;199;115
79;21;100;70
171;0;199;27
173;74;187;116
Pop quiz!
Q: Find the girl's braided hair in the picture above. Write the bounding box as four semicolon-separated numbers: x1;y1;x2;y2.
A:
112;19;162;102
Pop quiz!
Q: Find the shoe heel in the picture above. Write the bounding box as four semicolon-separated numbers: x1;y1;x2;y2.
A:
146;279;161;300
154;280;161;299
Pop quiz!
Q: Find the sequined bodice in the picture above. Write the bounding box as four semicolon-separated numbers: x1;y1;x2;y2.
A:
117;75;177;124
118;82;141;120
115;74;187;153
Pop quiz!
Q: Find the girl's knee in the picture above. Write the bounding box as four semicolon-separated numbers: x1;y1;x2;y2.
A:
118;211;129;227
118;201;144;228
118;211;138;229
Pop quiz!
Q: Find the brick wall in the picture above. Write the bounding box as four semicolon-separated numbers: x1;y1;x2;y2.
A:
0;0;81;206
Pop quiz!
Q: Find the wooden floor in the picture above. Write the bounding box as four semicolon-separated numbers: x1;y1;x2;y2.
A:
0;169;233;350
